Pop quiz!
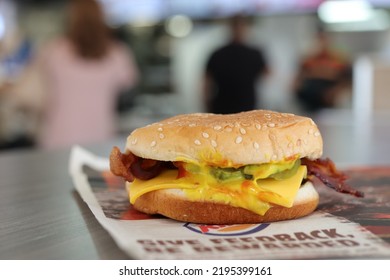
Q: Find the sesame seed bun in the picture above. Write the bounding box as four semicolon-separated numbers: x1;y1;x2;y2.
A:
126;110;323;165
131;181;319;224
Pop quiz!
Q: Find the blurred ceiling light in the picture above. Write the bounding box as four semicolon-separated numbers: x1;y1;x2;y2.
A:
0;14;5;40
318;0;390;31
99;0;166;27
328;9;390;31
318;0;373;23
165;15;193;38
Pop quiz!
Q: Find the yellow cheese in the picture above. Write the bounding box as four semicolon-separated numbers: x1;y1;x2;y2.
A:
129;165;307;216
129;170;198;203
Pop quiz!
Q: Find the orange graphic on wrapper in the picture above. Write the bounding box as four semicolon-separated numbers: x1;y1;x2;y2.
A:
185;223;270;236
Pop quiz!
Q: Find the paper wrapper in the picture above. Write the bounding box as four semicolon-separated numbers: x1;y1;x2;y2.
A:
69;146;390;259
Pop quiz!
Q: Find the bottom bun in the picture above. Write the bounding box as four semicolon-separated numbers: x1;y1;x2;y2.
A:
131;181;319;224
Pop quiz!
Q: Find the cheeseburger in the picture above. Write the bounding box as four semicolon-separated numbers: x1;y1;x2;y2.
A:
110;110;363;224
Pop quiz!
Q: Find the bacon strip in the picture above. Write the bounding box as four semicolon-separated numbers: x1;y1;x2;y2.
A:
109;147;176;182
109;146;135;182
130;158;164;180
302;158;364;197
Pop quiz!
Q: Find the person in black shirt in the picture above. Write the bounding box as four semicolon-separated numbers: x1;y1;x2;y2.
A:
203;15;269;114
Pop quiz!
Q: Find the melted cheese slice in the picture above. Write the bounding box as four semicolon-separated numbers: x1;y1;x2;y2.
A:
129;166;307;216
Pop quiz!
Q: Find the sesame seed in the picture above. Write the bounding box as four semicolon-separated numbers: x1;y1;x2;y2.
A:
314;131;320;137
194;139;201;145
255;124;261;130
213;125;222;131
159;133;165;139
150;141;156;147
268;123;275;128
131;138;137;145
240;128;247;135
241;122;251;127
157;127;163;132
253;142;259;149
308;128;314;135
202;132;209;139
235;136;243;144
211;140;217;147
189;123;196;127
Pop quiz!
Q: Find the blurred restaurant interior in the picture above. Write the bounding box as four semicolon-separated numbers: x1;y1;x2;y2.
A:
1;0;390;151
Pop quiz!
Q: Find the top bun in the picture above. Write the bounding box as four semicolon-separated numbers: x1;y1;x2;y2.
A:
126;110;323;165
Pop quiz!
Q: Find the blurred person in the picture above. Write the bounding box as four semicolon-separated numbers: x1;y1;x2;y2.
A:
0;23;35;150
34;0;138;149
203;15;269;114
293;28;352;113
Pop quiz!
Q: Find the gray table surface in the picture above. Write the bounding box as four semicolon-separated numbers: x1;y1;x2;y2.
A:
1;111;389;259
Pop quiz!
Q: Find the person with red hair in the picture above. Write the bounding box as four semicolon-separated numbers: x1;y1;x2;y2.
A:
37;0;139;149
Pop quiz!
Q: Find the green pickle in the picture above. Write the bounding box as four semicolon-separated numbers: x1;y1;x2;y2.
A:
210;159;301;182
269;159;301;180
210;167;245;181
183;158;301;182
